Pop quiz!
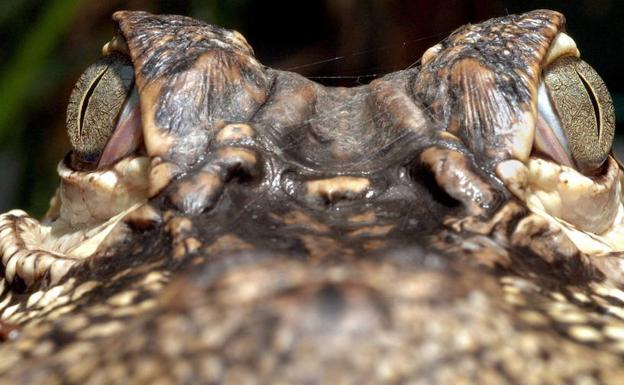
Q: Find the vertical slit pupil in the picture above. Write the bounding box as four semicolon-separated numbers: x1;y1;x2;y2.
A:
577;70;601;137
79;68;108;135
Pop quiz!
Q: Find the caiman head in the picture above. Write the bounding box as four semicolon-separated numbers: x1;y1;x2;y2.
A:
0;9;620;291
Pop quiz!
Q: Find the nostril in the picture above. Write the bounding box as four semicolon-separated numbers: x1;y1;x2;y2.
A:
409;163;460;209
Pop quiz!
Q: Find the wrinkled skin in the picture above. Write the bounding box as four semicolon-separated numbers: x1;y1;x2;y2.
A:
1;9;624;384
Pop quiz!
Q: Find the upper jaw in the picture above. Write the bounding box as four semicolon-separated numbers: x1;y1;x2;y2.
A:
58;154;150;227
0;153;152;288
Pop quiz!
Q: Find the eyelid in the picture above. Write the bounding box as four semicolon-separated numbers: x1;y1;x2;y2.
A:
544;32;580;66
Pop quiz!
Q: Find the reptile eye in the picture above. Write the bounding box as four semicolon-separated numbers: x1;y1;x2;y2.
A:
66;54;135;169
535;56;615;175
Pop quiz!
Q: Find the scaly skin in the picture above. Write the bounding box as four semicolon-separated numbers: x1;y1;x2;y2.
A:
0;10;623;384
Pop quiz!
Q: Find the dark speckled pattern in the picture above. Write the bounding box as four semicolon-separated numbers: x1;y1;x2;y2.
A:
0;9;623;385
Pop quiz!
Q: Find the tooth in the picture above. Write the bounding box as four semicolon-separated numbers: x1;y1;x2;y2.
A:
544;33;580;66
16;254;36;286
38;284;65;308
34;254;55;281
0;226;13;239
61;278;76;295
4;254;19;283
49;259;72;285
27;290;44;308
0;292;12;310
2;304;19;319
1;244;18;265
71;281;99;301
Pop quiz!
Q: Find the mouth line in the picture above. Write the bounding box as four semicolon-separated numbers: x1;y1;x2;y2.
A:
0;204;141;288
0;145;152;289
523;150;623;253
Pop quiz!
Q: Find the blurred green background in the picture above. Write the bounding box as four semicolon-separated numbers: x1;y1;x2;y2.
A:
1;0;622;216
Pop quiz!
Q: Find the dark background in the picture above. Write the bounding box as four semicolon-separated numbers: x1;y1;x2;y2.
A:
1;0;622;215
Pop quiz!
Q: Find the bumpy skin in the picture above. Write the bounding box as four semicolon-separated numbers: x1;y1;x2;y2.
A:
1;10;624;385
